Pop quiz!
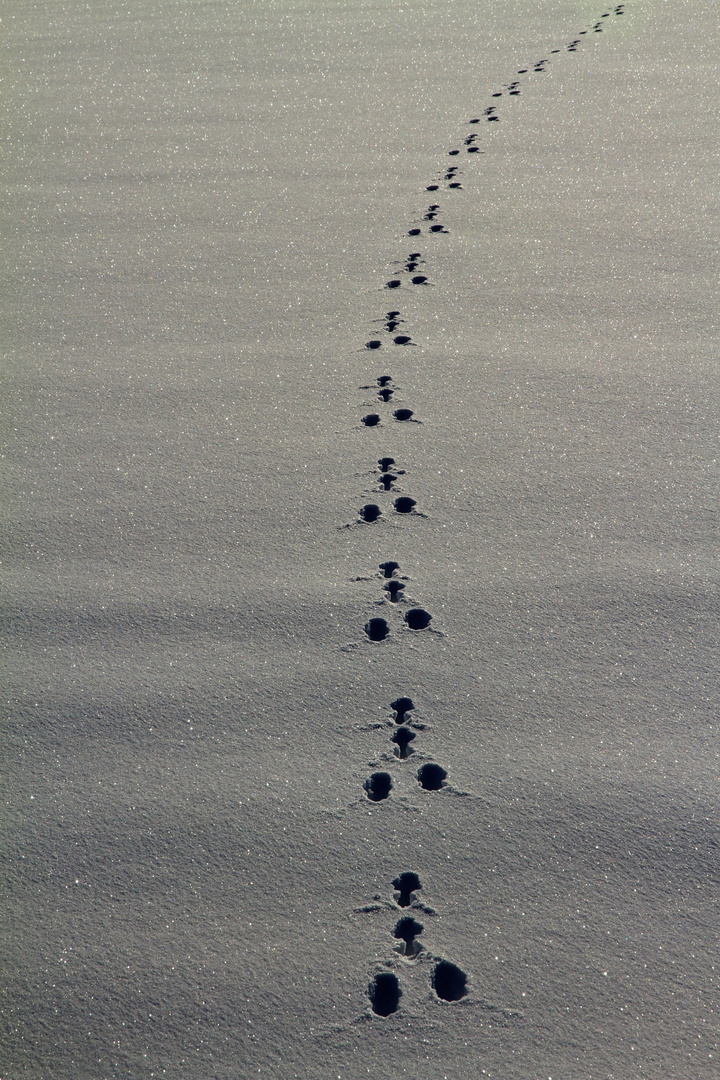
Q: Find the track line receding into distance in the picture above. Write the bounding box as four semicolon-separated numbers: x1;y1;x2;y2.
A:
343;3;630;1016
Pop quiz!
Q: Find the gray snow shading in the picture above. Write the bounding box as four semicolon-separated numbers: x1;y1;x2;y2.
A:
2;0;720;1077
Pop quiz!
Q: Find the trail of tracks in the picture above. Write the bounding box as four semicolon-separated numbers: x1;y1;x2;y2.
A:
341;2;631;1016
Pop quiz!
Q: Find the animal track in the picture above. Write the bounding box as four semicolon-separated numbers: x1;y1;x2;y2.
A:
392;871;421;907
433;961;467;1001
391;697;414;724
404;608;431;630
377;458;404;489
353;3;628;1008
384;580;406;601
417;763;447;790
392;726;416;757
394;916;423;956
365;617;389;641
382;312;404;332
369;971;401;1015
365;771;392;801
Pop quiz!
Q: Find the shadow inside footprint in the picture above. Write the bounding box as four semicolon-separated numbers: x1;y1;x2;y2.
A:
369;972;401;1016
394;916;423;955
379;560;400;578
386;279;401;289
365;617;389;641
360;503;381;522
392;871;421;907
385;580;405;601
404;608;431;630
378;387;394;402
393;408;414;422
379;472;397;490
392;726;416;758
391;697;414;723
394;497;416;514
362;414;380;427
377;376;393;387
432;961;467;1001
417;762;447;790
393;335;413;345
366;340;382;350
365;771;392;801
